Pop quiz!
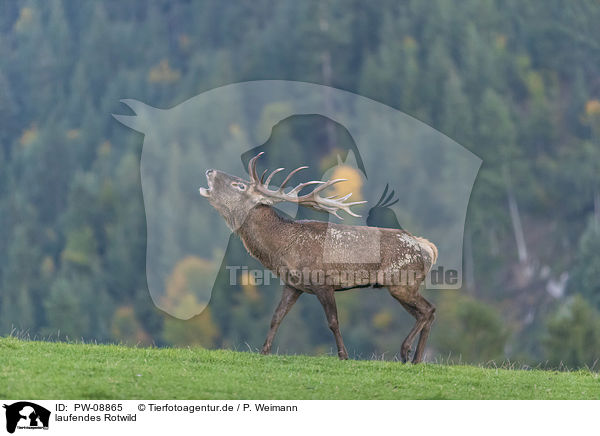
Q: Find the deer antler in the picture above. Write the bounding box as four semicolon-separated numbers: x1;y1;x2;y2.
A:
247;152;367;219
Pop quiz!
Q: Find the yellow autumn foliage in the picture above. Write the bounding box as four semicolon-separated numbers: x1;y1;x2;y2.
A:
111;306;152;346
403;36;417;50
373;310;394;330
19;125;38;148
14;7;34;32
98;140;111;157
66;129;80;140
240;270;260;302
178;34;191;50
495;34;507;50
162;256;215;315
161;256;220;347
40;256;55;277
163;308;219;347
329;165;364;201
148;59;181;84
585;99;600;117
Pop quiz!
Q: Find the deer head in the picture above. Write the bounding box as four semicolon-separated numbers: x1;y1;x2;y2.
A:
199;152;366;230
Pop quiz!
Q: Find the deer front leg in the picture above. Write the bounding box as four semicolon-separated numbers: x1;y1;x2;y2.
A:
261;285;303;355
315;290;349;360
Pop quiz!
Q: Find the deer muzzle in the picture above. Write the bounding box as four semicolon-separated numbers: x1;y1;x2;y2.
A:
199;169;215;197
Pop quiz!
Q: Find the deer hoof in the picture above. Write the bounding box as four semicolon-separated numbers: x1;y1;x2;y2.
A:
400;346;411;363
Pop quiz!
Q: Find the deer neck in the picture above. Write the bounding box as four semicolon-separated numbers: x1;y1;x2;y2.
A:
236;205;287;266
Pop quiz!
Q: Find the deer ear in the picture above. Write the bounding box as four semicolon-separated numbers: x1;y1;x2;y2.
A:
255;195;275;206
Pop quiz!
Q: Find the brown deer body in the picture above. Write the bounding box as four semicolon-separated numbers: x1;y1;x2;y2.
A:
199;153;437;363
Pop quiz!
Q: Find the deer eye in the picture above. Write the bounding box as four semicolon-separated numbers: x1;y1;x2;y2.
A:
232;182;247;191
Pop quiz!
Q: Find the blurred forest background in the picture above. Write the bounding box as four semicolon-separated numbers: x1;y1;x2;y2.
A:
1;0;600;368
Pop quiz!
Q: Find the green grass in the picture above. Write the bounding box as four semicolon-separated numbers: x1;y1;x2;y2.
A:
1;337;599;399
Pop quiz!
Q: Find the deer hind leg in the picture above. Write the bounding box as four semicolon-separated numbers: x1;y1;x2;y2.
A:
315;289;349;360
387;286;435;363
261;285;303;355
412;296;435;363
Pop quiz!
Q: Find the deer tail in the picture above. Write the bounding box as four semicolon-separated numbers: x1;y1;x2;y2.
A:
414;236;438;271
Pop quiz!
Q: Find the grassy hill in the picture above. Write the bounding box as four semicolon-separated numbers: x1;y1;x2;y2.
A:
1;337;598;399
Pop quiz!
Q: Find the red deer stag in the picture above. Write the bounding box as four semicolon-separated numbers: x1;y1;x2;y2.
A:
199;152;437;363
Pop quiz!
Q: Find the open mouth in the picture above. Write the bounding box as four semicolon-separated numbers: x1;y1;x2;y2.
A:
199;186;210;197
199;174;212;198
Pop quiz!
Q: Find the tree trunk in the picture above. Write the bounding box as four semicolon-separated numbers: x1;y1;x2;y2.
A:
464;224;475;293
504;166;528;264
594;190;600;233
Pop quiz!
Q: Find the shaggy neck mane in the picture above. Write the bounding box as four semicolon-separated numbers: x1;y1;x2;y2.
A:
236;205;288;267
